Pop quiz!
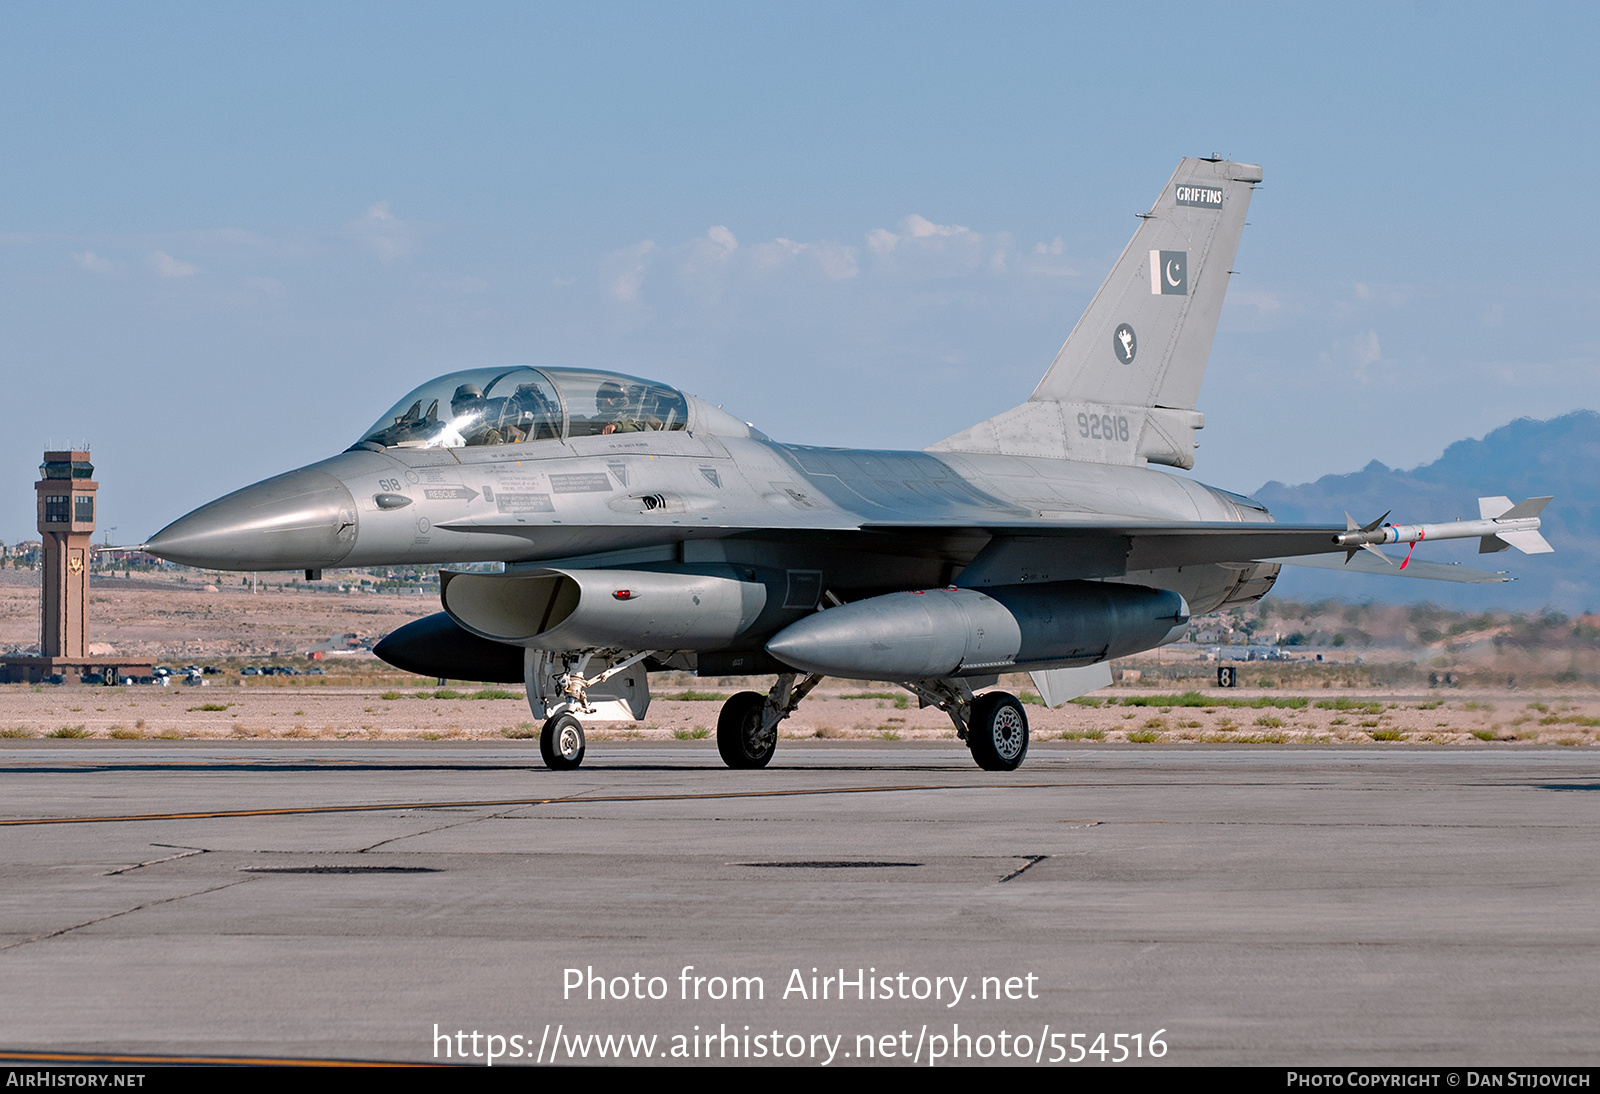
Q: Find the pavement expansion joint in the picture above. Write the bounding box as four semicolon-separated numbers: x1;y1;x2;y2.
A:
998;854;1050;882
0;877;256;953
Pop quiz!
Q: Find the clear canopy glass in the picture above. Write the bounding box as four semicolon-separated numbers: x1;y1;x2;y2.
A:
354;367;690;450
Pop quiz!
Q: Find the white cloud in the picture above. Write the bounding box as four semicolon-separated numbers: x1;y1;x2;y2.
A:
866;227;899;255
863;214;1010;281
1353;328;1383;382
348;200;416;260
1357;329;1381;367
902;213;969;239
72;251;112;272
747;237;859;280
603;240;658;303
148;250;197;277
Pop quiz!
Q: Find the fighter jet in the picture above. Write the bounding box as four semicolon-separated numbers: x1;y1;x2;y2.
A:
144;157;1552;772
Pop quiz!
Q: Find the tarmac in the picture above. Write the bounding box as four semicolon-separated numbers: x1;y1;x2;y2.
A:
1;740;1596;1067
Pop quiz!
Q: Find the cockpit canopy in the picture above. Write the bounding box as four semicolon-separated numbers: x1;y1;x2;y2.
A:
354;367;694;450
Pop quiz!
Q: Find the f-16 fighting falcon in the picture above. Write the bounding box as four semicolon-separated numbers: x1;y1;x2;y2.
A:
144;158;1552;772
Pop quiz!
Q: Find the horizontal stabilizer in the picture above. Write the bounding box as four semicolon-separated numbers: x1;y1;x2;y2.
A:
1259;552;1510;584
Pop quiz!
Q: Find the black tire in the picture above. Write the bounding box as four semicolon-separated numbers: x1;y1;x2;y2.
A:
717;691;776;769
539;712;586;770
968;692;1028;771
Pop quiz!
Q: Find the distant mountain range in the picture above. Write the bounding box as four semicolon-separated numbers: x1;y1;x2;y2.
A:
1249;411;1600;612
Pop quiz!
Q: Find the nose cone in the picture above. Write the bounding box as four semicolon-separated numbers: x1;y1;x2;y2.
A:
146;467;358;571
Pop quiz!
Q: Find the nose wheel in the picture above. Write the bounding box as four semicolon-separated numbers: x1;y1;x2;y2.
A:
539;713;586;770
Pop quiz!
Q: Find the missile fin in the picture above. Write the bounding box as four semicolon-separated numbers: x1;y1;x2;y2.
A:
1478;495;1514;520
1494;529;1554;555
1499;496;1552;521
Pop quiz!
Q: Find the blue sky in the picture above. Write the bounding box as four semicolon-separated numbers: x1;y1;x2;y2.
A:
2;2;1596;544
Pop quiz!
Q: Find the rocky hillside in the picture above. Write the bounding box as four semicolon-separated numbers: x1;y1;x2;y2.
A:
1251;411;1600;611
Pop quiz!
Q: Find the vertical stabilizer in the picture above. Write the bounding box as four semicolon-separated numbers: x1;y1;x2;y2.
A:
930;157;1260;470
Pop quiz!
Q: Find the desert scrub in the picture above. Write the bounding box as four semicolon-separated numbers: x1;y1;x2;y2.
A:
1369;728;1406;741
1117;692;1307;709
501;723;538;739
1126;729;1164;743
187;703;231;712
1255;716;1285;728
1060;728;1105;740
663;690;733;702
1315;699;1383;714
47;726;91;738
0;727;36;738
672;726;711;739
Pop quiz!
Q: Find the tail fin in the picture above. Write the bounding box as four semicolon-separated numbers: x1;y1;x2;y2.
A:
930;156;1260;469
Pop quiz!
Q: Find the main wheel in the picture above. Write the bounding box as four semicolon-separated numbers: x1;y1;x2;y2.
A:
717;691;776;769
539;712;586;770
968;692;1028;771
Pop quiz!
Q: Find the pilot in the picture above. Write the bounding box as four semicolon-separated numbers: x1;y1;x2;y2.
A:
505;382;558;441
597;381;663;434
450;383;506;446
597;381;643;434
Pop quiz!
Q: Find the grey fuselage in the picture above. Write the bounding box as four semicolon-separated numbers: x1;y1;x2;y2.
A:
146;392;1279;661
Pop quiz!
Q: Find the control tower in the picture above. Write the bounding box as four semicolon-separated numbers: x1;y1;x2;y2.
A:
1;450;151;684
37;450;96;658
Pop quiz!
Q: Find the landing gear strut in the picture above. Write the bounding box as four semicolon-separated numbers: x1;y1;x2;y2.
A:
716;672;823;769
526;649;654;771
899;679;1030;771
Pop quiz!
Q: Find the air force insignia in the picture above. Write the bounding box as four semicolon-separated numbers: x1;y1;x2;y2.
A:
1149;250;1187;296
1112;323;1137;364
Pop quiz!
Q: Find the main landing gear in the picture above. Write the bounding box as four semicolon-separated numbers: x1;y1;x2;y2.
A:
716;672;824;769
709;673;1030;772
900;679;1030;771
530;651;1031;772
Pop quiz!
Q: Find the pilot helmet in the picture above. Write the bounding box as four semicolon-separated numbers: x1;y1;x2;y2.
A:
451;384;485;413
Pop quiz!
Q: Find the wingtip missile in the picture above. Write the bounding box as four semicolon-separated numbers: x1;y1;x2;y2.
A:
1333;497;1553;557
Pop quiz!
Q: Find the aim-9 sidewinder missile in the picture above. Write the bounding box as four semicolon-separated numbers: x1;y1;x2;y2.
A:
1332;496;1553;563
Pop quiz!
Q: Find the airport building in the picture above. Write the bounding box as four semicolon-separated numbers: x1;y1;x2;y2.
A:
1;450;152;684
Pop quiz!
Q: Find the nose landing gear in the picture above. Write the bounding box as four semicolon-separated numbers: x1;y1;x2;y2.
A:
539;713;586;770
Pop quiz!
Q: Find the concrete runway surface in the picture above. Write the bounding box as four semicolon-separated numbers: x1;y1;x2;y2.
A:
1;740;1596;1067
